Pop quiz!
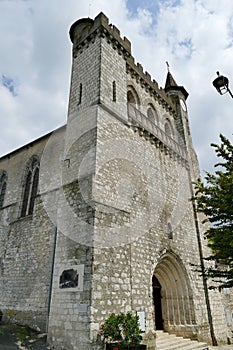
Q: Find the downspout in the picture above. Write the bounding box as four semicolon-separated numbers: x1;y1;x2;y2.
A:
187;168;218;346
46;225;57;334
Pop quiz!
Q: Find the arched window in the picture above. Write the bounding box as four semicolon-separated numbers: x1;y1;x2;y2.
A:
147;105;158;124
21;157;40;217
164;119;173;137
127;85;140;107
127;90;136;105
0;172;7;209
127;86;140;119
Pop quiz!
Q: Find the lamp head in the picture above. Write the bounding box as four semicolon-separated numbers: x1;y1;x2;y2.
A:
212;71;230;95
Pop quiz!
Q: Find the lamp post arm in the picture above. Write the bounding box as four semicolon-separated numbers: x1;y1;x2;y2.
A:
228;88;233;98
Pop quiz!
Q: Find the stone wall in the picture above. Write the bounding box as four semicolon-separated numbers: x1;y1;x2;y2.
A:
0;128;65;331
90;106;208;338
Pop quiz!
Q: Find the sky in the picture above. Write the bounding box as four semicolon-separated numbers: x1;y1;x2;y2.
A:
0;0;233;176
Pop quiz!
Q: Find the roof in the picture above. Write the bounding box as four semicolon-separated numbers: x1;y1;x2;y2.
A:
165;71;178;90
164;71;189;100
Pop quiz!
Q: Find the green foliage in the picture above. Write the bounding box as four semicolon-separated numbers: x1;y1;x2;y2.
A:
15;326;31;344
194;134;233;289
100;312;142;345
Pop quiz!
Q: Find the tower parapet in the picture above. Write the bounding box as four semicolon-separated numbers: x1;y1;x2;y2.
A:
69;12;176;114
126;56;175;114
70;12;131;58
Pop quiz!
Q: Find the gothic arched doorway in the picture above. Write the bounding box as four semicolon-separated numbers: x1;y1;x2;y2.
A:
152;275;163;330
153;252;196;338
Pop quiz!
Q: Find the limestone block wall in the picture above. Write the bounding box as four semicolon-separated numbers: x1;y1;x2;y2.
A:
91;106;200;313
99;38;128;120
89;104;229;345
0;128;66;331
68;37;101;121
65;11;230;345
0;201;55;331
47;107;99;349
47;235;93;350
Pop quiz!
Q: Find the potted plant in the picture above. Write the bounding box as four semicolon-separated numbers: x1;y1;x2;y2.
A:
100;312;146;350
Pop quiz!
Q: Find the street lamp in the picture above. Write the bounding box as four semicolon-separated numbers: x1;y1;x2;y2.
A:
212;71;233;98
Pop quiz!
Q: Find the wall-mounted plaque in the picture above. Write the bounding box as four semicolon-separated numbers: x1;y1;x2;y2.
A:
59;269;78;289
136;310;146;332
59;264;84;292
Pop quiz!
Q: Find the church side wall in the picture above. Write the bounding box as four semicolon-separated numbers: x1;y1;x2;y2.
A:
0;129;65;331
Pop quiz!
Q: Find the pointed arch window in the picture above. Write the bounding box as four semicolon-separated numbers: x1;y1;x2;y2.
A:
0;172;7;209
164;119;173;137
21;157;40;217
127;86;140;119
147;104;158;125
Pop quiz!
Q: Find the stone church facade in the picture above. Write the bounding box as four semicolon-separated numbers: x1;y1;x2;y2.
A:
0;12;232;350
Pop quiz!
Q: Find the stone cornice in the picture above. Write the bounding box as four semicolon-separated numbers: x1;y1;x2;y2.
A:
126;58;176;115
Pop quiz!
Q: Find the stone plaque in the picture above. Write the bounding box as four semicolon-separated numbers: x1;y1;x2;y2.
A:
59;269;78;289
59;264;84;292
136;310;146;332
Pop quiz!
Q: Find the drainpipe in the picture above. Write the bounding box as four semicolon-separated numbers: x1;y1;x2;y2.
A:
188;169;218;346
46;225;57;334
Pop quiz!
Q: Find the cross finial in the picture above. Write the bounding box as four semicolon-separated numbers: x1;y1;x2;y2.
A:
166;61;170;72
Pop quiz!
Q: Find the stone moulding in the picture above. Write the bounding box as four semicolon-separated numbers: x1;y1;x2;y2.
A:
126;61;175;113
127;104;188;167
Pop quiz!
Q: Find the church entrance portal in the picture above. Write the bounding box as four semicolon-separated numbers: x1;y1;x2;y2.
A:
153;252;196;337
153;275;163;330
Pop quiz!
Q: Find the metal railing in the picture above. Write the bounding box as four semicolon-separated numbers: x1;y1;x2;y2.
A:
128;104;187;160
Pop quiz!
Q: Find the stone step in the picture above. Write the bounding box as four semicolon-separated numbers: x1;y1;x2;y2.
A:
156;331;209;350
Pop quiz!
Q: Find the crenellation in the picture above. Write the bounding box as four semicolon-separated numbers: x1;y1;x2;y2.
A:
112;24;120;36
71;11;175;117
126;60;175;112
71;12;131;60
145;71;151;81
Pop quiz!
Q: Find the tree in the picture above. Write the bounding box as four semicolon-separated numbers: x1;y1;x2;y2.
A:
194;134;233;289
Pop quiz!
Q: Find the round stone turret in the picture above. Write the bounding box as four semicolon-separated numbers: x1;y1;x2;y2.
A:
69;17;94;44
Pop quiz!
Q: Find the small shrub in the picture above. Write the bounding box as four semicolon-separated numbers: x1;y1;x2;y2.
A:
100;312;142;345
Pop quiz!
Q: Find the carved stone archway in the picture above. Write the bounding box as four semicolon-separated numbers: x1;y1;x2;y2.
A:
153;252;197;338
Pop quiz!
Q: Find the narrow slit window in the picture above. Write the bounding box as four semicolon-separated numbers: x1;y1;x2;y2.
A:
113;81;116;102
0;173;7;209
78;83;82;105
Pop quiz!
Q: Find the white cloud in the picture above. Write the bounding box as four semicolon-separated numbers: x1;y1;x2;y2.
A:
0;0;233;177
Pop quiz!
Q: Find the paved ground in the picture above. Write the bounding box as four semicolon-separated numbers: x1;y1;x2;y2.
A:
0;322;47;349
1;322;233;350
